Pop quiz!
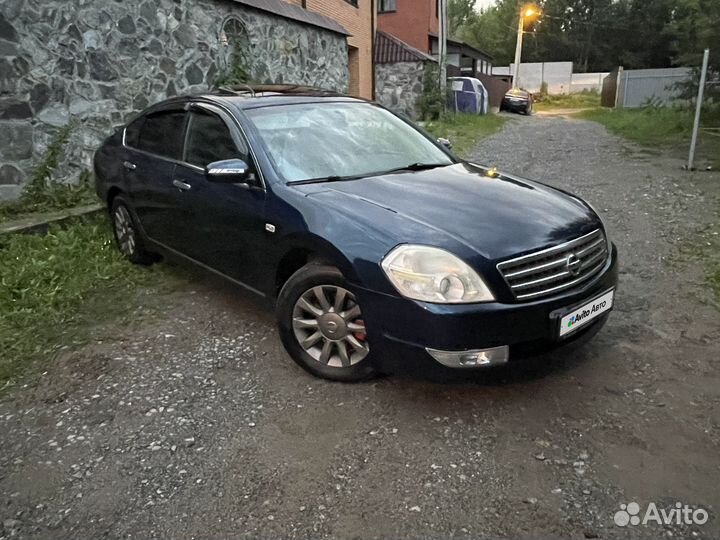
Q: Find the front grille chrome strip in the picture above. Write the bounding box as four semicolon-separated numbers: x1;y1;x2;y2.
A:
503;255;569;279
511;269;571;291
512;259;606;300
575;237;605;258
497;229;609;301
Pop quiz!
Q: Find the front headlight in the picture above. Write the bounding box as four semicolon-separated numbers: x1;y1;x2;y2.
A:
381;245;495;303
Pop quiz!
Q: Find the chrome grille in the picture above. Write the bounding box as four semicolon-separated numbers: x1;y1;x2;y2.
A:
497;229;609;301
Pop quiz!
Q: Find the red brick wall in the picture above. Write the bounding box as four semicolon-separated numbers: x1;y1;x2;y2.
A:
377;0;438;53
285;0;374;98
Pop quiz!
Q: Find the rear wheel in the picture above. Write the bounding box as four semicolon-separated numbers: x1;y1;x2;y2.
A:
277;264;376;382
111;196;156;265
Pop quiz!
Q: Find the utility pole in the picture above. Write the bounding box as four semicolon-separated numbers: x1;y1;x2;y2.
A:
512;10;524;88
688;48;710;171
512;5;538;89
438;0;448;95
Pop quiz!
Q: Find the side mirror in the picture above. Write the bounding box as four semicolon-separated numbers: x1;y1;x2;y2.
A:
438;137;453;150
206;159;251;184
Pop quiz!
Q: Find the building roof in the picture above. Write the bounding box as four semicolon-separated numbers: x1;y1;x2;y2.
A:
375;31;437;64
429;33;494;62
230;0;350;36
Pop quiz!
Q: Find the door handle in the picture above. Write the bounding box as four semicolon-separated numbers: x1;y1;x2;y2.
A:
172;179;192;191
123;161;137;171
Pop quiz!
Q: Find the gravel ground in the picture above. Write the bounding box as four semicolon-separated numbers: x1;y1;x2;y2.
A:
2;115;719;540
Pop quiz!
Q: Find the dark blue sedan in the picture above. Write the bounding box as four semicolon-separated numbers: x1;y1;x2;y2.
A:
94;86;618;381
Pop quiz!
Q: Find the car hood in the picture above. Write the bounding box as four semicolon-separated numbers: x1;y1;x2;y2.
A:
293;163;601;262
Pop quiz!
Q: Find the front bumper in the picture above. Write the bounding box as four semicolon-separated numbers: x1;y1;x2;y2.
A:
357;244;618;374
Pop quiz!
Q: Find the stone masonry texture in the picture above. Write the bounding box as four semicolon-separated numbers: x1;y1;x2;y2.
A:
0;0;349;200
375;61;426;119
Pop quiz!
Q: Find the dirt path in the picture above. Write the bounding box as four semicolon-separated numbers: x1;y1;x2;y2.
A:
1;115;719;540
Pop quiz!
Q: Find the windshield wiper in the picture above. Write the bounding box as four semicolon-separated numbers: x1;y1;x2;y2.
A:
383;162;450;174
289;173;370;186
289;163;450;186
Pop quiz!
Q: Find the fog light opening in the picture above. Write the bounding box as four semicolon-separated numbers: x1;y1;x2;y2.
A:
426;346;509;368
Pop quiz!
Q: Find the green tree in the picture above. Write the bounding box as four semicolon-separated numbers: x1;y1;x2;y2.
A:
456;0;719;74
455;0;521;65
448;0;479;37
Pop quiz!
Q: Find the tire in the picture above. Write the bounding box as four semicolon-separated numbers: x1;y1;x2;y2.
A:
110;196;156;265
277;264;377;382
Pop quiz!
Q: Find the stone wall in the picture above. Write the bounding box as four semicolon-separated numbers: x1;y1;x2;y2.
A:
374;61;425;119
0;0;349;200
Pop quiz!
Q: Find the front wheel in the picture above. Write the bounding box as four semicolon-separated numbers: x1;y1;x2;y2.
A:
277;264;376;382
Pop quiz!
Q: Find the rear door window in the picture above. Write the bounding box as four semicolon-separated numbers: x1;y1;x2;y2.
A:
136;111;187;160
124;116;144;147
184;111;246;168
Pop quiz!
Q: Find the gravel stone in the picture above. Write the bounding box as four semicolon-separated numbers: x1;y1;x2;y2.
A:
0;115;718;539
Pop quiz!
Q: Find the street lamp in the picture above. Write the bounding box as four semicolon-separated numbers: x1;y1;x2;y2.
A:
512;4;540;89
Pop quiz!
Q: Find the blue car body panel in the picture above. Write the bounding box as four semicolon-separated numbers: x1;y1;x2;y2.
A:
94;93;618;373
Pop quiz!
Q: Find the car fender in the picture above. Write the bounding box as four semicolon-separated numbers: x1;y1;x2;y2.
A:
273;231;361;286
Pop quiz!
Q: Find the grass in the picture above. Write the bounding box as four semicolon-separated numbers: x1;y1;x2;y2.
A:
0;215;171;390
0;175;97;224
534;91;600;111
577;106;694;143
424;113;506;158
674;224;720;303
0;123;98;224
577;106;720;167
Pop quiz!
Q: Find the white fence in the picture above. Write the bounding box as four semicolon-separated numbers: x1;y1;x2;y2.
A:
616;67;692;108
570;72;609;93
493;62;607;94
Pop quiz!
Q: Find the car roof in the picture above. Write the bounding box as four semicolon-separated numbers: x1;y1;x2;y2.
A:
215;93;367;111
148;85;367;113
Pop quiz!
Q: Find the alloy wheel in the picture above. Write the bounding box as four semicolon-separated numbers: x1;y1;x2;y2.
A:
292;285;369;368
113;205;136;257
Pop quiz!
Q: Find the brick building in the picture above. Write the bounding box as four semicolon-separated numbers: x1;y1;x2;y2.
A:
377;0;493;75
377;0;438;54
287;0;375;99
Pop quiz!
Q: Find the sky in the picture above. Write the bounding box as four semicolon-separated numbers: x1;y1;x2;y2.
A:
474;0;496;9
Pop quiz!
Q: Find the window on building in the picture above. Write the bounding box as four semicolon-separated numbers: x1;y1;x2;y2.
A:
378;0;396;13
345;0;358;6
185;112;245;168
219;17;250;76
136;111;186;160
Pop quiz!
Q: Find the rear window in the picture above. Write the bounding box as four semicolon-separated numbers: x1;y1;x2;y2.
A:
124;117;144;147
135;111;186;160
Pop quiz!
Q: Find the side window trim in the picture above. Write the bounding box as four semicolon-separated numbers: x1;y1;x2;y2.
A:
123;116;145;149
181;113;197;166
187;101;266;189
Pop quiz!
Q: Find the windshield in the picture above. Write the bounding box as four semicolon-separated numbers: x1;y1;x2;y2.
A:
245;102;454;183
